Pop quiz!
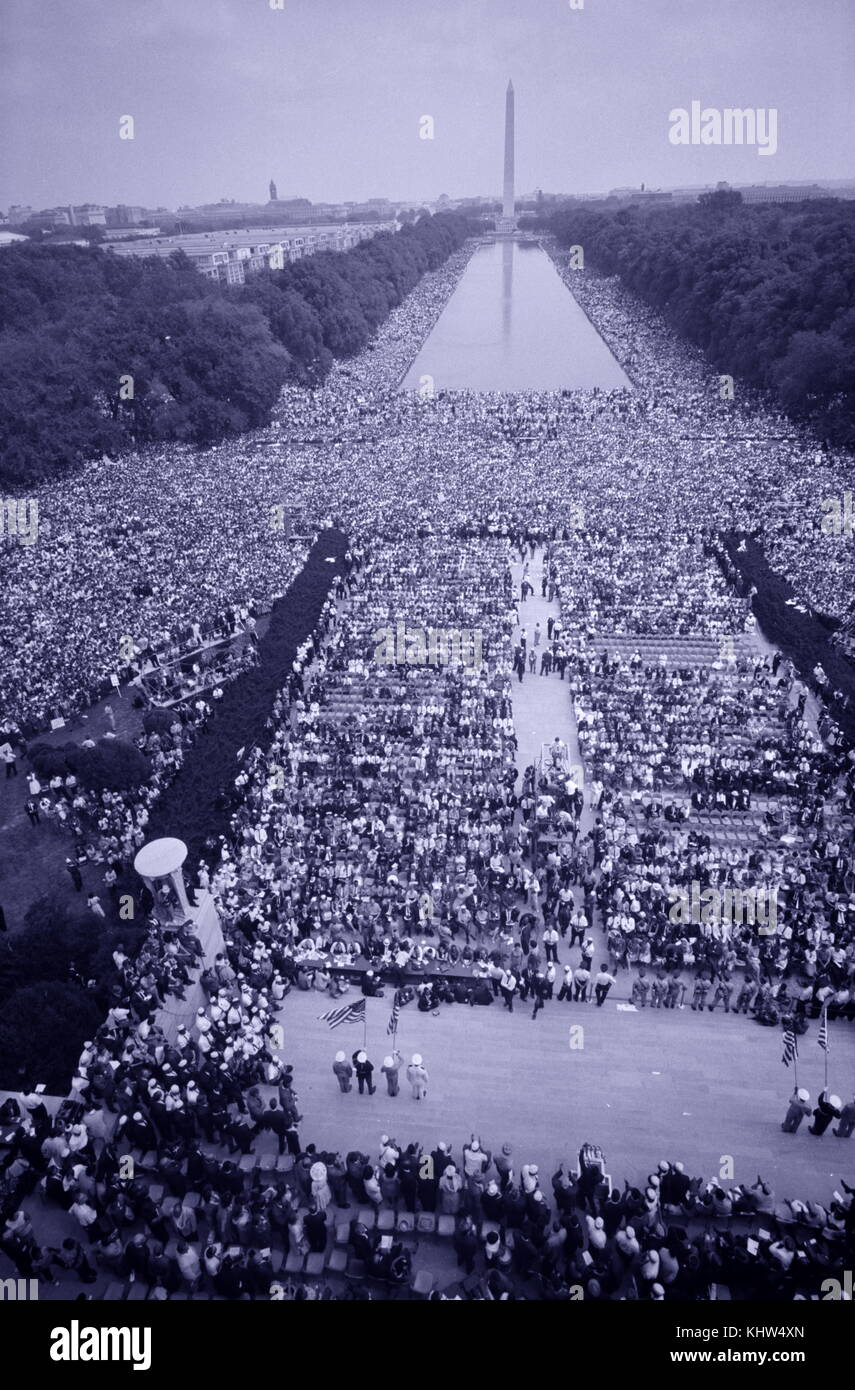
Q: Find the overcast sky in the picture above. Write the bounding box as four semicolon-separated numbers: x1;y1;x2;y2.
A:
2;0;853;210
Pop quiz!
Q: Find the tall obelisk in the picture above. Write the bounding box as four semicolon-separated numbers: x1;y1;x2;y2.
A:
500;79;517;233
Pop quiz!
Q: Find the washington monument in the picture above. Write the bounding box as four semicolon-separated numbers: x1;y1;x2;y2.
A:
500;79;517;232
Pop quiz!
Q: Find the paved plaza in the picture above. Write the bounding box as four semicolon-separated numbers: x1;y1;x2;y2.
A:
279;988;855;1207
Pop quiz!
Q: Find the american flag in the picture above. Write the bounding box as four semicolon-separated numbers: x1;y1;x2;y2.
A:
319;998;365;1030
782;1025;798;1068
817;1006;829;1054
387;991;401;1036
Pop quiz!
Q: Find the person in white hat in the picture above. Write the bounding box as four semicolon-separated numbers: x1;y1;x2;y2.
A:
406;1053;428;1101
809;1090;842;1136
781;1086;811;1133
332;1050;352;1093
380;1049;403;1097
352;1050;376;1095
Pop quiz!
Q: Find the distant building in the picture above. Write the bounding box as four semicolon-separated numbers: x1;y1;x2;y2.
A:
177;199;265;224
27;208;72;228
269;179;278;202
344;202;397;222
102;226;162;241
104;221;387;283
264;197;314;220
70;204;107;226
107;204;148;227
0;230;30;248
607;186;672;203
738;183;827;204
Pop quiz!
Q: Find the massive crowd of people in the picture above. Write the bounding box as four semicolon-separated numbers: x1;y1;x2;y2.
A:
2;234;855;1300
4;236;854;735
3;1009;853;1300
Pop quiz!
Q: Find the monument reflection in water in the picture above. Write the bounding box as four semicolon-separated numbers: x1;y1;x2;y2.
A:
401;240;633;394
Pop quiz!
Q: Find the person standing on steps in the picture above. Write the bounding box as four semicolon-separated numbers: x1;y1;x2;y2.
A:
381;1050;403;1097
809;1090;842;1136
500;967;517;1012
407;1053;428;1100
543;924;560;964
594;965;616;1007
352;1050;376;1096
780;1087;811;1133
833;1093;855;1137
557;964;574;1002
531;973;547;1020
65;858;83;891
333;1051;352;1093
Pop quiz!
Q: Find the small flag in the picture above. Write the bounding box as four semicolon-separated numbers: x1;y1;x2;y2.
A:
818;1006;829;1054
782;1026;798;1068
387;991;401;1036
319;998;365;1031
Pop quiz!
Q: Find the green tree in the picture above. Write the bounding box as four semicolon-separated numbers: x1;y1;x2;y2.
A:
0;981;104;1092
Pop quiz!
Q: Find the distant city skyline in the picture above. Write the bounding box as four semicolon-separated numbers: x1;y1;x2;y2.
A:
5;175;855;228
1;0;853;210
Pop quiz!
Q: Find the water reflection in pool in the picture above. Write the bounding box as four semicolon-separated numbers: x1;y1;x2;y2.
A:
401;240;633;394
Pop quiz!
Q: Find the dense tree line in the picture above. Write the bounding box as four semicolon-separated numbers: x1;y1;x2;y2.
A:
545;196;855;442
722;533;855;747
27;736;150;792
0;896;145;1092
147;529;348;866
0;213;472;487
236;211;472;383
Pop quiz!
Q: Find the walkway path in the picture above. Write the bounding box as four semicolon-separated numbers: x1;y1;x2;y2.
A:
507;544;602;952
509;545;587;801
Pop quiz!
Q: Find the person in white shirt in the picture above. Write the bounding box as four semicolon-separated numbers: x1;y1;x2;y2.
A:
500;969;517;1012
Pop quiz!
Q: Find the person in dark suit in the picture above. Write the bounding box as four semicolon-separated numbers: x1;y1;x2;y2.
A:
352;1050;376;1095
227;1111;255;1155
265;1098;289;1154
65;859;83;891
304;1204;327;1254
530;973;548;1020
809;1090;842;1136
